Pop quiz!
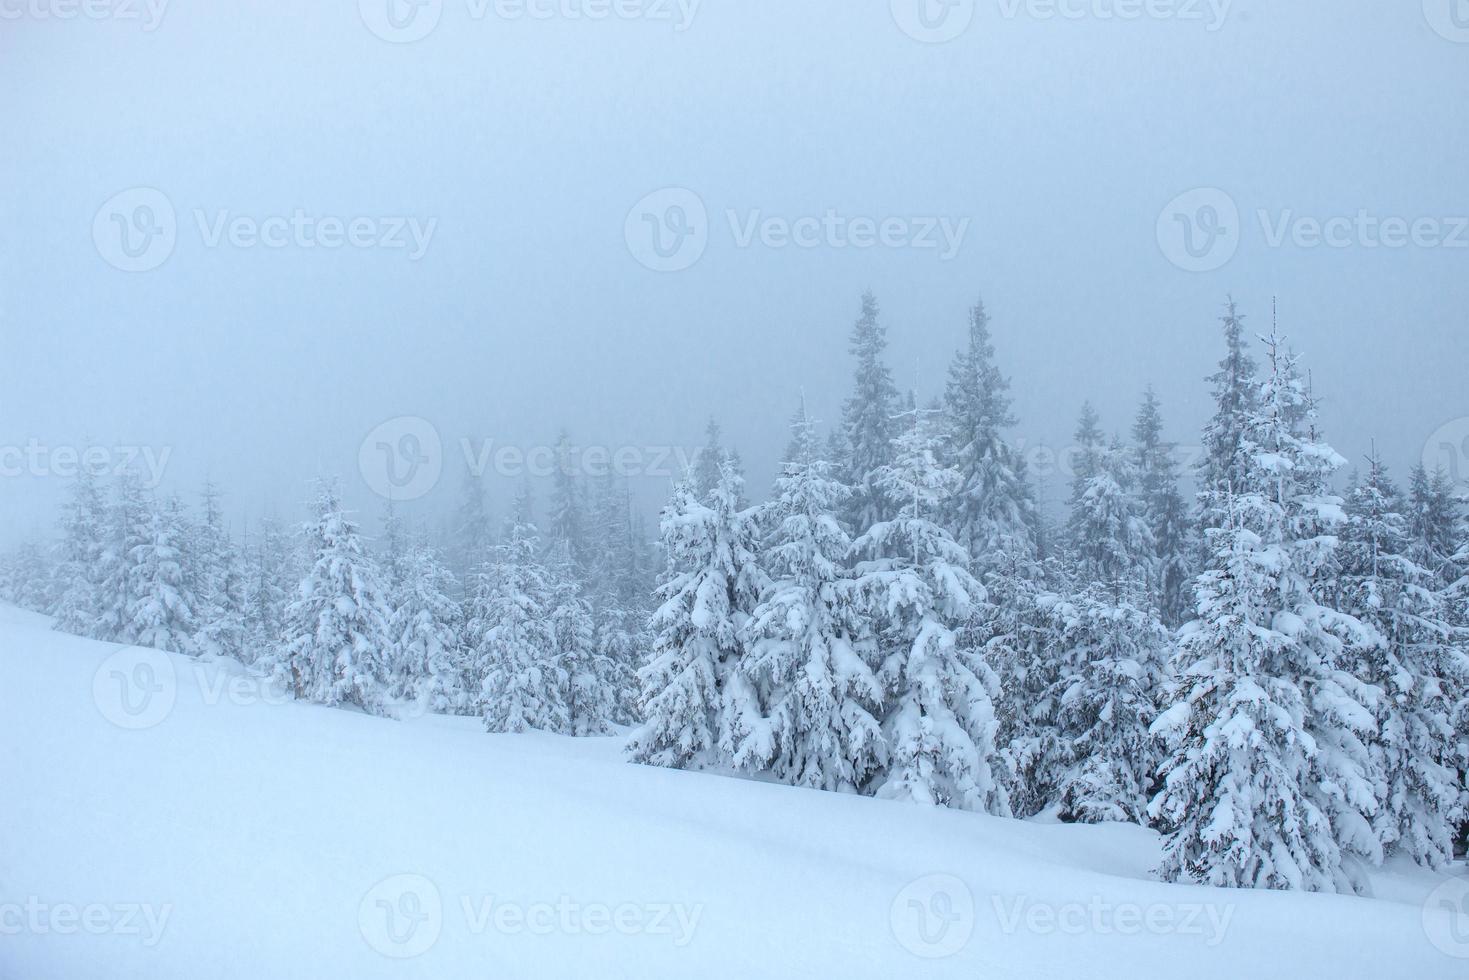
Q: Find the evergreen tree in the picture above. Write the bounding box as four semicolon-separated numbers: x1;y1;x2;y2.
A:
450;461;494;588
691;416;726;505
242;514;291;664
1050;590;1170;823
736;400;885;791
627;462;763;769
52;468;108;636
852;405;1008;814
547;541;617;736
192;481;247;661
1195;298;1259;537
273;481;395;715
1067;411;1153;599
478;488;567;734
1151;332;1379;894
1133;387;1193;625
127;495;197;654
0;541;52;612
840;291;902;534
387;544;468;713
95;471;153;645
1340;455;1468;867
548;430;590;572
941;299;1038;574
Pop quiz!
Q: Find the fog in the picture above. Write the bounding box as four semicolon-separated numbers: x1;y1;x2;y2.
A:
3;0;1467;545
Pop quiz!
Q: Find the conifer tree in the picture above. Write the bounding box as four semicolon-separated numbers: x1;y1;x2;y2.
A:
95;471;153;645
840;291;902;534
478;488;567;734
274;481;395;715
737;399;885;790
941;299;1038;575
628;462;763;769
52;469;108;637
387;544;468;712
853;404;1008;814
128;495;198;655
192;481;247;661
1340;455;1467;866
1133;388;1193;625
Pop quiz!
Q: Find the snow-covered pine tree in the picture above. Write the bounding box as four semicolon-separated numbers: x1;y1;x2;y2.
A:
586;469;645;724
546;540;617;736
51;468;109;635
691;416;726;505
478;488;568;734
1151;331;1379;894
94;471;153;645
127;494;198;654
387;543;468;713
450;461;494;589
1339;454;1468;867
852;403;1008;814
627;461;763;770
1049;589;1170;823
940;299;1039;576
242;514;291;665
840;291;902;535
192;481;248;661
274;481;395;715
1133;387;1193;625
0;541;52;612
1195;297;1260;540
736;399;885;791
548;430;590;572
1067;410;1154;599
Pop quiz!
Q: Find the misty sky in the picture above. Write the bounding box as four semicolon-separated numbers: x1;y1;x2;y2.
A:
2;0;1467;547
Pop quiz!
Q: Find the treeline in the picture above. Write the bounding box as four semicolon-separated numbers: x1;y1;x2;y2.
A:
4;292;1467;896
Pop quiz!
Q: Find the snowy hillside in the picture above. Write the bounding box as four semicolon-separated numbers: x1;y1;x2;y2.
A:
1;602;1464;980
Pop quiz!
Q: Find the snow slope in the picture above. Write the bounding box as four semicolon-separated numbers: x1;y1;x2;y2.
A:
1;602;1466;979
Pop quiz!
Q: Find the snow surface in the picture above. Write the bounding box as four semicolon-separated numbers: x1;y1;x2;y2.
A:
1;602;1466;979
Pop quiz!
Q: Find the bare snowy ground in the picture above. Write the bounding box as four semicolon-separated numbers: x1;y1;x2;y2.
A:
1;602;1466;979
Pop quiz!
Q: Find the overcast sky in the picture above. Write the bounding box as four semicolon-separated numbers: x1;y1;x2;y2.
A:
3;0;1467;546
